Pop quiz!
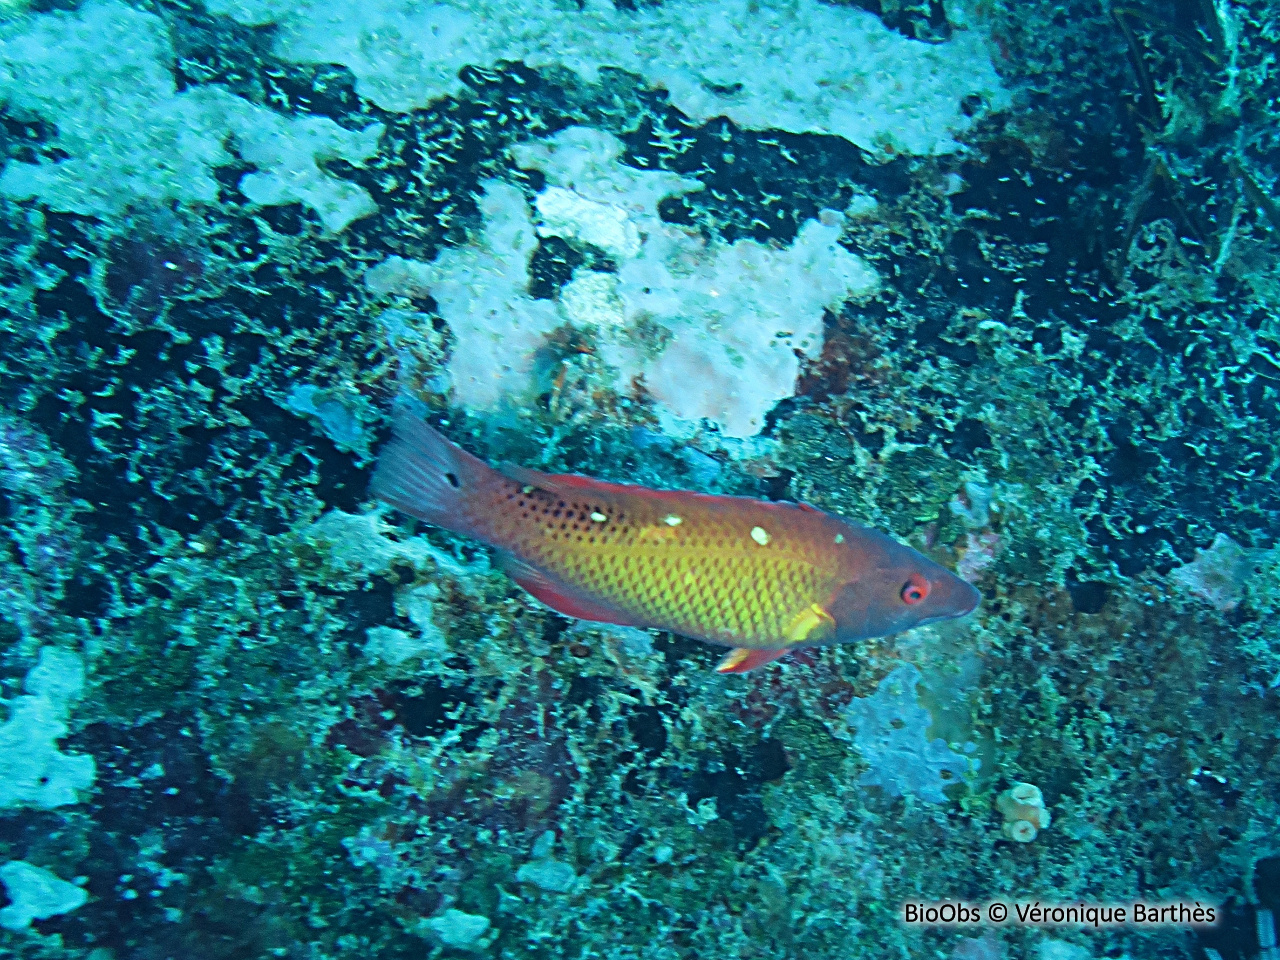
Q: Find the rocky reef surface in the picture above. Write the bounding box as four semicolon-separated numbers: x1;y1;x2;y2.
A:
0;1;1278;958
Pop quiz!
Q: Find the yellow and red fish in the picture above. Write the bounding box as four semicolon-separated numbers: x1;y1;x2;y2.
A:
372;414;979;672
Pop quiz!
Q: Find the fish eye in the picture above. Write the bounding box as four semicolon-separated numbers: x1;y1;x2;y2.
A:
900;574;930;605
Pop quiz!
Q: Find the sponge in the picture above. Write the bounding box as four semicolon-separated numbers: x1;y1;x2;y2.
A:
0;647;95;809
369;127;877;438
844;664;970;803
0;861;88;931
0;0;382;230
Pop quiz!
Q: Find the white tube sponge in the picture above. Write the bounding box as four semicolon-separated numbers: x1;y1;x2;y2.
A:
996;782;1052;842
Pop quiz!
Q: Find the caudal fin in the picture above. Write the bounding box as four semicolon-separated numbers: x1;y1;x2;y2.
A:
370;413;498;536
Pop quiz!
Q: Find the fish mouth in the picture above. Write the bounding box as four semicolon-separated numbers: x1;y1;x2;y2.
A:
947;578;983;616
917;578;981;627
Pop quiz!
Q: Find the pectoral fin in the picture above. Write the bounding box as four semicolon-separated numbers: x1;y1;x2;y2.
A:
716;647;789;674
783;603;836;645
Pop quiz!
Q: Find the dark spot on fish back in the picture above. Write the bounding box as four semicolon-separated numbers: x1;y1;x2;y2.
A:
445;471;460;489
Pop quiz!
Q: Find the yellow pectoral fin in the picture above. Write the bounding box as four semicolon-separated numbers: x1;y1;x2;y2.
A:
716;604;834;674
783;603;836;645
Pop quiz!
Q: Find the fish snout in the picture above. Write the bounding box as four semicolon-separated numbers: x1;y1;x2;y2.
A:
920;570;981;623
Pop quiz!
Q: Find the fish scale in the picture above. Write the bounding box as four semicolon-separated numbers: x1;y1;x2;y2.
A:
491;483;845;648
371;415;980;672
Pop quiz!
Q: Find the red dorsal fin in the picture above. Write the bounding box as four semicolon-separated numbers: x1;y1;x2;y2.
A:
499;462;835;524
502;556;644;627
716;647;790;674
500;462;735;508
500;462;655;498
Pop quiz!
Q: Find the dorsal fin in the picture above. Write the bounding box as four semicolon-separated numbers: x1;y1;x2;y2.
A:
499;464;833;518
500;462;698;504
500;462;646;496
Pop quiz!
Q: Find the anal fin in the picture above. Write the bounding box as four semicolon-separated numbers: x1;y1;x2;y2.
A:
503;557;643;628
716;647;789;674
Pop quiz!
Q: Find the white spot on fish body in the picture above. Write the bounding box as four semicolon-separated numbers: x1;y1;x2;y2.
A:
834;533;844;544
751;526;771;546
664;514;682;526
591;511;608;522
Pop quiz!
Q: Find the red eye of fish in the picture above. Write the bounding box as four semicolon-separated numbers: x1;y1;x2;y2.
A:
901;575;930;605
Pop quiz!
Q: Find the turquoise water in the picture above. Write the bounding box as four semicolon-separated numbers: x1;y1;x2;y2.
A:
0;0;1278;957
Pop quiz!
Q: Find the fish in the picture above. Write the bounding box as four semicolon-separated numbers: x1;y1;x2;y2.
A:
371;413;980;673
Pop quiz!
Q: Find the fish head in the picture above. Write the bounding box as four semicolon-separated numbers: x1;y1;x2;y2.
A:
827;532;981;643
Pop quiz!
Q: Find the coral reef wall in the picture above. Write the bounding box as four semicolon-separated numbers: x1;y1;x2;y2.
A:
0;0;1278;958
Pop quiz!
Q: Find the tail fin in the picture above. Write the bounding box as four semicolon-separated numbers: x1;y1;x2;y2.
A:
370;413;499;537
